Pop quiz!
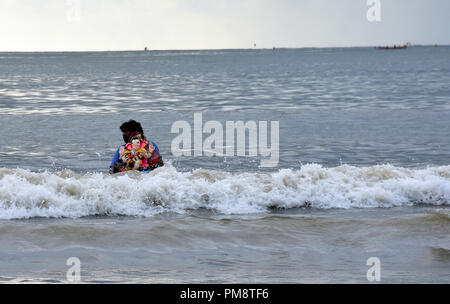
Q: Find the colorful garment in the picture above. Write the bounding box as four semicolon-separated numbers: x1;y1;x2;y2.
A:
110;133;163;173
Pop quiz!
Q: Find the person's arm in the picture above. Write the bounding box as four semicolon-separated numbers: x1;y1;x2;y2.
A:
148;141;164;170
109;147;121;174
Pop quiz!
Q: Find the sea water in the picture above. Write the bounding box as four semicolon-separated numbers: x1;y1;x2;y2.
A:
0;47;449;283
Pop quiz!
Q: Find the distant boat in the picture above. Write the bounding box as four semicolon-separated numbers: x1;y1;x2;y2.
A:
377;44;407;50
144;47;148;52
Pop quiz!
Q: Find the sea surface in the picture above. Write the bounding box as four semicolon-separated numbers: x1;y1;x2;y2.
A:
0;47;449;283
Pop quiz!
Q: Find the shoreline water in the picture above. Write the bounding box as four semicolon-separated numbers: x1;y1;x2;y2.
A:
0;206;448;283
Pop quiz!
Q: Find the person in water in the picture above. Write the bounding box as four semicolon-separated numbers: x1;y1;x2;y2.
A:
110;120;164;174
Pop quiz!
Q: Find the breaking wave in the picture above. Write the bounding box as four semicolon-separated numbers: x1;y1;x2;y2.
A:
0;164;449;219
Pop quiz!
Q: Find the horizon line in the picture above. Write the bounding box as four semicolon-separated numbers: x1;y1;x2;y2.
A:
0;44;447;53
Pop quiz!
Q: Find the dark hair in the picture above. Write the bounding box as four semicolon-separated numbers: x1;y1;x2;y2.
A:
120;120;144;133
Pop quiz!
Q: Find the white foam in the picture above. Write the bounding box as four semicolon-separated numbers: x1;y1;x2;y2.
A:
0;164;449;219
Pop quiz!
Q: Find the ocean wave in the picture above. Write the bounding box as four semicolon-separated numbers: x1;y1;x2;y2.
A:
0;164;449;219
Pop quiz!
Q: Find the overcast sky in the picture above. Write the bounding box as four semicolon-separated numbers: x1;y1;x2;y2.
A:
1;0;449;51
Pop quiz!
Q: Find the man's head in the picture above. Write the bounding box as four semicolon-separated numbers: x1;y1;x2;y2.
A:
120;120;144;143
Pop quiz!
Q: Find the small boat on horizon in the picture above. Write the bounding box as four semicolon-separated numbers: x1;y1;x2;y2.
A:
377;44;408;50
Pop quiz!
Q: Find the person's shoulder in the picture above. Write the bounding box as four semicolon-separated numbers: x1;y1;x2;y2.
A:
148;140;160;148
144;138;155;145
